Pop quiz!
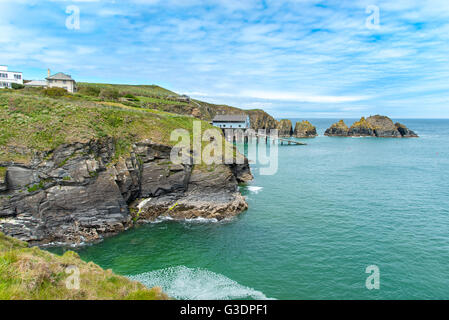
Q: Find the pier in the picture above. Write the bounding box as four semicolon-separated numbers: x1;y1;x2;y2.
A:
222;129;307;146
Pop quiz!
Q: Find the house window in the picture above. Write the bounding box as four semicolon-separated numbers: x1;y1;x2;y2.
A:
0;73;7;78
14;74;21;80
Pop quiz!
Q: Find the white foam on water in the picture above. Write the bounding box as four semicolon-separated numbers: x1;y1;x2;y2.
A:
149;216;232;225
127;266;273;300
183;217;219;223
247;186;263;194
148;215;175;224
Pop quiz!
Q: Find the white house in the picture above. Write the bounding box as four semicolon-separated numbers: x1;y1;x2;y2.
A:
24;69;77;93
212;114;251;129
46;70;77;93
0;65;23;89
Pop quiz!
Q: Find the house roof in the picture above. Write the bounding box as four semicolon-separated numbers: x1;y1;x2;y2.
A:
212;114;248;122
46;72;75;81
24;80;48;86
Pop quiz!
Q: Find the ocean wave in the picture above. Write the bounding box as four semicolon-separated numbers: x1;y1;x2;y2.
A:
127;266;273;300
148;215;233;225
183;217;219;223
247;186;263;194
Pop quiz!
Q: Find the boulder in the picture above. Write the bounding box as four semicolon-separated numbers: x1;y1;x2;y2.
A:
294;120;317;138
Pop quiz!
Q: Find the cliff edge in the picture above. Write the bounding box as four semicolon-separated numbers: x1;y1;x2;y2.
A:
0;89;252;246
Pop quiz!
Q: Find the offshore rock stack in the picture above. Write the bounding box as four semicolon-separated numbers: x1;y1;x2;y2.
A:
293;120;318;138
325;115;418;138
270;119;318;139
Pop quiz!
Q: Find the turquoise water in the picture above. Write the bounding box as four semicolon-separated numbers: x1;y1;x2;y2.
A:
53;119;449;300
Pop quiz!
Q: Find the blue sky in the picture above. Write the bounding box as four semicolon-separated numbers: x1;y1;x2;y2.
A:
1;0;449;118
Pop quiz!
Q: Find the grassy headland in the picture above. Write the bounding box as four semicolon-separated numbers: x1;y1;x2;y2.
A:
0;85;231;164
0;232;168;300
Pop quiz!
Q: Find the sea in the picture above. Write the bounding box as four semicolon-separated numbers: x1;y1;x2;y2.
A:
50;119;449;300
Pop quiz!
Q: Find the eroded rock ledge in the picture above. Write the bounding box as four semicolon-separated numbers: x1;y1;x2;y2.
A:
0;139;252;246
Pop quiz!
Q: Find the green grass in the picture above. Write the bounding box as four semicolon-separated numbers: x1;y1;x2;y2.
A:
77;83;176;98
0;232;168;300
0;88;237;168
137;95;190;106
0;167;6;181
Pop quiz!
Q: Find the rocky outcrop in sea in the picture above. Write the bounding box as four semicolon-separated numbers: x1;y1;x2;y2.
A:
348;117;376;137
325;116;418;138
277;119;293;137
294;121;317;138
0;139;252;246
395;122;419;137
324;120;349;136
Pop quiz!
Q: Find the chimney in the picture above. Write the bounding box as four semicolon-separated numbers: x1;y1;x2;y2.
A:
47;68;50;78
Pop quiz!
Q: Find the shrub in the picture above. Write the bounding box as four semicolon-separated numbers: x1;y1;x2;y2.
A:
123;93;139;101
11;83;25;90
78;86;101;97
99;88;120;101
43;87;67;97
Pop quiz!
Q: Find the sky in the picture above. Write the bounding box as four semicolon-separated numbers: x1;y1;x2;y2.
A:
1;0;449;118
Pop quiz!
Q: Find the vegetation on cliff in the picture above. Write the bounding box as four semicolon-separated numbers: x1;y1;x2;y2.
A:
0;87;229;164
0;232;167;300
76;83;278;130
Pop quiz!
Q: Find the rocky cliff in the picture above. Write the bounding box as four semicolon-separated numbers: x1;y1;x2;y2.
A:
294;121;318;138
0;139;252;246
277;119;293;137
325;116;418;138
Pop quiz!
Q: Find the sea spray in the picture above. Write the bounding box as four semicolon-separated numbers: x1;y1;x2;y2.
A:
127;266;273;300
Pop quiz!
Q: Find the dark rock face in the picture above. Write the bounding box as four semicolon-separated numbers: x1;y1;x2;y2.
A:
395;122;418;137
229;158;254;183
366;115;402;137
324;120;349;136
294;121;317;138
136;165;248;222
277;119;293;137
0;139;252;246
0;174;7;192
